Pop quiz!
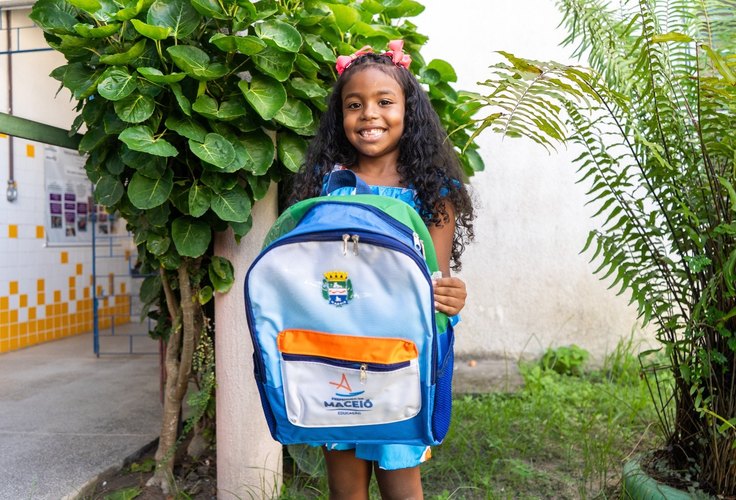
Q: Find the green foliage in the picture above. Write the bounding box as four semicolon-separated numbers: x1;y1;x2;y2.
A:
540;344;589;376
470;0;736;493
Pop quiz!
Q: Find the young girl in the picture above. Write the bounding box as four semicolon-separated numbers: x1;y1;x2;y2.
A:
290;40;475;500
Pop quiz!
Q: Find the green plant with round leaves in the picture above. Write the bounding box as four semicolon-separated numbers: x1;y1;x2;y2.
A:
30;0;484;491
469;0;736;494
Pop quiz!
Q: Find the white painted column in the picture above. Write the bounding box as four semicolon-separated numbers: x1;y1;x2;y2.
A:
215;184;282;499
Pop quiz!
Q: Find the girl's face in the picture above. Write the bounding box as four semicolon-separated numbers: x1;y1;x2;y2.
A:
341;66;405;166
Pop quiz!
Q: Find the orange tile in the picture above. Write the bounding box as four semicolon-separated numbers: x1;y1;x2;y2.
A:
37;293;45;305
62;303;69;314
0;297;7;310
37;279;45;292
54;290;61;302
53;304;61;315
10;323;18;336
0;340;9;352
19;294;27;307
28;321;36;333
0;325;8;339
60;251;68;264
20;322;27;335
8;225;18;238
121;282;127;294
9;337;18;350
0;312;8;324
84;287;90;299
26;144;35;157
36;225;44;239
9;281;18;294
54;316;61;328
28;307;36;320
45;305;54;317
76;263;83;275
69;276;76;288
9;310;17;323
19;336;28;348
69;289;76;301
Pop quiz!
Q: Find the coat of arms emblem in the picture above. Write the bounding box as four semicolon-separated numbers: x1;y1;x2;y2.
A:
322;271;354;306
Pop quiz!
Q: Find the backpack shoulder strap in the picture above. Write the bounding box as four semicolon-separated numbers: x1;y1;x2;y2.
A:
322;169;372;195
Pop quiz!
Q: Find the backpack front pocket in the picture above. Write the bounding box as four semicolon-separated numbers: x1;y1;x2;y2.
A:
278;329;421;428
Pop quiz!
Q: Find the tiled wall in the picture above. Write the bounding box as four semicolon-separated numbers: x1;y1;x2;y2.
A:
0;135;131;354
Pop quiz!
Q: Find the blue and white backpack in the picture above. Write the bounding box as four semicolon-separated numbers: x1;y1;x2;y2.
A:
244;171;455;446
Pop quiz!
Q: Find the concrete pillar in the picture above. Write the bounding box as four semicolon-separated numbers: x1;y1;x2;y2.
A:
215;184;282;499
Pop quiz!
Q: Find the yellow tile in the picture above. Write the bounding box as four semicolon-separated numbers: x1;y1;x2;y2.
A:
20;322;27;335
28;307;36;320
0;325;8;339
0;133;7;138
10;324;18;336
76;263;83;275
69;289;76;301
0;297;7;310
61;303;68;314
9;338;18;350
8;225;18;238
0;312;7;324
19;336;29;348
28;320;36;333
54;317;61;328
19;294;27;307
54;290;61;302
36;225;44;239
0;340;9;352
10;310;18;323
26;144;35;157
60;251;68;264
45;305;54;317
53;304;61;315
37;279;45;292
37;293;45;305
9;281;18;294
69;276;76;288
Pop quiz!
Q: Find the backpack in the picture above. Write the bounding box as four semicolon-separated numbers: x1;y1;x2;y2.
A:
244;170;455;446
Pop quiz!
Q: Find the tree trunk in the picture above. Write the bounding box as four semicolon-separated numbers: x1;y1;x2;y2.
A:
147;260;200;494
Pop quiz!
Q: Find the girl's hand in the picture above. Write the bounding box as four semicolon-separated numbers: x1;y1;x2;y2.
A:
433;276;467;316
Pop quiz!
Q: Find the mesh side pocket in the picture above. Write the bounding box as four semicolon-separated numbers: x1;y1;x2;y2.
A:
432;325;455;442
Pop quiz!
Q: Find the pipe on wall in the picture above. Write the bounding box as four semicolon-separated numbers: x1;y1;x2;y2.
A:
4;8;17;202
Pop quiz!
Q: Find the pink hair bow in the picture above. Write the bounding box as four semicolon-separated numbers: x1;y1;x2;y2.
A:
335;40;412;76
336;45;373;75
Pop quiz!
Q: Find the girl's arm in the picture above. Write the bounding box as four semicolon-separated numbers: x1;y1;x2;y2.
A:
428;202;467;316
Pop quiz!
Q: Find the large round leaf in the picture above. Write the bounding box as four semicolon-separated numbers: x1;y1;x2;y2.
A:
172;217;211;258
327;3;359;32
187;182;212;217
114;93;155;123
287;77;328;100
165;116;207;142
94;175;124;206
252;47;296;82
191;0;229;19
74;22;120;38
98;68;137;101
137;67;186;84
29;0;78;35
130;19;172;40
99;39;146;65
304;34;335;63
277;132;307;172
209;33;266;55
256;20;302;53
189;133;236;170
208;256;234;293
238;74;286;120
147;0;201;39
192;95;246;120
146;233;171;256
127;169;174;209
427;59;458;83
240;130;275;175
274;98;313;130
119;126;178;157
211;185;251;222
167;45;209;74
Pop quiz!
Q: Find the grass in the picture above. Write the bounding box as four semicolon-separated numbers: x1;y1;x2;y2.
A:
281;338;661;499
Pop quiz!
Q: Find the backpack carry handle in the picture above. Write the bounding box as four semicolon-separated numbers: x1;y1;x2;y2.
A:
324;169;372;195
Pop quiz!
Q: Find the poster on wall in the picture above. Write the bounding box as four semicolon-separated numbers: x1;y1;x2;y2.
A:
44;146;113;246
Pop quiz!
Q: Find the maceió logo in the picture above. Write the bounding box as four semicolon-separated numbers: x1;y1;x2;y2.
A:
326;373;373;415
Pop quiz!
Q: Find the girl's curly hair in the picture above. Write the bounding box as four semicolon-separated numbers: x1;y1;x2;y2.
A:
290;52;474;270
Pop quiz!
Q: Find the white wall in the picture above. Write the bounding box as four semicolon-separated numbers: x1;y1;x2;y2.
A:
416;0;648;359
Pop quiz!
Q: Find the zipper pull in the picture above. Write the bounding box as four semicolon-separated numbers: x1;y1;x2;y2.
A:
360;363;367;384
351;234;360;255
342;234;350;256
413;232;426;258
